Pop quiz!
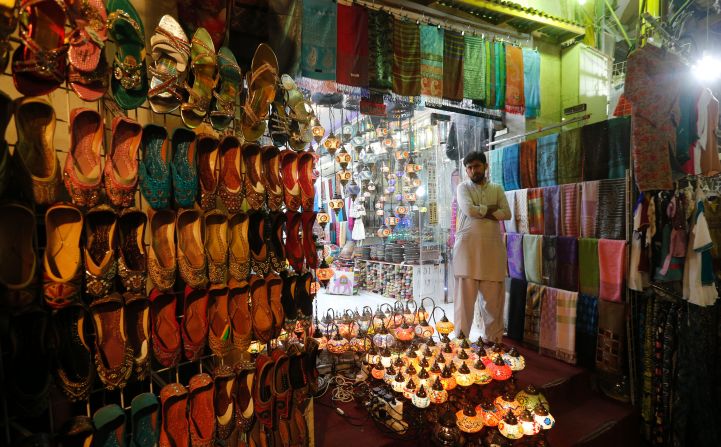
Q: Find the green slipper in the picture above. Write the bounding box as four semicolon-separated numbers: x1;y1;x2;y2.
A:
107;0;148;110
130;392;160;447
210;47;241;131
93;404;126;447
181;27;217;129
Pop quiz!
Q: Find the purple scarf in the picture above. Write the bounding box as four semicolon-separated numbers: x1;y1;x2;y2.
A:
556;236;579;291
543;186;560;236
506;232;525;280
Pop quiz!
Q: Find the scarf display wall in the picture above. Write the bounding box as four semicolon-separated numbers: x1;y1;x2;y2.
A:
493;117;631;368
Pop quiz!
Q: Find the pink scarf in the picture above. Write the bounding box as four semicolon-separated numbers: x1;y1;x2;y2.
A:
598;239;627;302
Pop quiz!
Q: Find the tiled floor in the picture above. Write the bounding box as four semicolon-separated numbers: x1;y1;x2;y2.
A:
315;288;487;341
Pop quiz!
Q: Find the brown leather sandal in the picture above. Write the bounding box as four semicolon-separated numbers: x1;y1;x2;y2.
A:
228;278;252;353
159;383;189;447
213;364;237;442
189;373;215;447
249;275;273;343
262;145;283;212
182;286;209;362
207;284;231;358
266;272;284;339
90;293;133;390
229;212;251;281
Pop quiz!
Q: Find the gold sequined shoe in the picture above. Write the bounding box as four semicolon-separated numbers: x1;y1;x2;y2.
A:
117;208;147;294
84;206;117;298
148;209;177;291
177;208;208;288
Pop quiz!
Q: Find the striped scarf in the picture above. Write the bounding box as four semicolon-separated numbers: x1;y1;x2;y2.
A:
392;19;421;96
527;187;544;235
463;35;484;100
443;30;464;101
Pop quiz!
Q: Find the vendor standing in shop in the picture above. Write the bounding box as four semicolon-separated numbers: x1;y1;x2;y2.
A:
453;150;511;342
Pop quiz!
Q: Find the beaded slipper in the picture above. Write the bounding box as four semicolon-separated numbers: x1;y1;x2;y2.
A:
138;124;171;210
107;0;147;110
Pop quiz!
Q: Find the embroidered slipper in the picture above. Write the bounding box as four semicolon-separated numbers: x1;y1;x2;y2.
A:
150;288;181;368
64;108;103;208
228;212;250;281
92;404;126;447
138;124;171;210
11;0;67;96
266;273;284;338
57;415;94;447
124;292;151;380
228;278;251;353
181;27;217;129
301;211;318;269
148;14;190;114
249;274;273;343
248;211;270;276
241;143;265;211
207;284;231;358
0;0;18;74
204;209;228;284
170;127;198;208
262;145;283;212
117;208;147;294
148;209;176;291
104;116;142;207
234;367;255;433
217;136;243;214
188;373;215;447
210;46;241;131
280;150;301;212
159;384;189;447
0;203;37;310
68;56;109;101
66;0;106;72
213;364;237;442
42;204;83;309
51;302;93;402
130;392;160;447
90;293;134;390
107;0;147;110
284;211;304;273
267;211;286;274
182;285;209;362
197;130;220;211
298;152;315;211
241;43;278;142
176;208;208;289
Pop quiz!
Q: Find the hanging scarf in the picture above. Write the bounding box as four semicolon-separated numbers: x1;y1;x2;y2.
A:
608;116;631;179
515;189;529;234
504;191;517;233
524;282;545;348
582;120;610;181
558;128;582;184
555;289;578;364
443;30;464;101
556;236;579;291
597;178;626;240
581;180;599;238
463;35;484;100
301;0;337;80
506;232;525;281
543;186;561;236
560;183;580;237
536;133;558;187
539;286;558;358
392;19;421;97
489;147;504;186
596;299;626;374
507;278;528;341
485;40;493;107
495;41;506;109
527;188;544;235
578;238;600;296
502;144;521;191
575;294;598;369
420;25;443;98
542;235;558;287
336;4;368;88
368;10;393;90
523;234;543;283
598;239;626;302
520;140;537;189
523;48;541;118
504;45;524;114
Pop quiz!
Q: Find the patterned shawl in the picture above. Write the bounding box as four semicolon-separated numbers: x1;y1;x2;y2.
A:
392;19;421;96
485;40;494;107
301;0;337;80
494;41;506;109
596;178;626;240
576;294;599;369
420;25;444;98
506;232;525;281
368;10;393;90
555;289;578;364
522;234;543;284
539;286;558;357
598;239;626;302
502;144;521;191
523;48;541;118
505;45;525;114
596;299;626;374
504;191;517;233
524;282;545;348
463;35;485;100
556;236;579;291
542;235;558;287
527;188;544;235
578;238;600;296
443;30;464;101
581;181;599;238
515;189;529;234
489;147;504;186
536;133;559;187
543;186;561;236
507;278;528;341
581;120;610;181
520;140;537;189
560;183;580;237
336;4;368;88
608;116;631;179
558;128;582;184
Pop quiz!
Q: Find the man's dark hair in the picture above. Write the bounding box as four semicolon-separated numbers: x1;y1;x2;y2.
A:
463;151;487;167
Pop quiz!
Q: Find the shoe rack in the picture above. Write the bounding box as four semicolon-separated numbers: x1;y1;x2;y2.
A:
0;14;318;447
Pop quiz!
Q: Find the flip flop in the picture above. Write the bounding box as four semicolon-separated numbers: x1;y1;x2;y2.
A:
11;0;67;96
148;14;190;114
107;0;147;110
210;46;241;131
181;27;217;129
241;43;278;142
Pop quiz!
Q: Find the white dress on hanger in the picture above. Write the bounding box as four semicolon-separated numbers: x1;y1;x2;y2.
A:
351;198;367;241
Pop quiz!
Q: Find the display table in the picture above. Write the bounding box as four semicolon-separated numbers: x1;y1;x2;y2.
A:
354;259;445;301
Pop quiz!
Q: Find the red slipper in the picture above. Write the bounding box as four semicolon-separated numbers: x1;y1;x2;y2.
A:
284;211;303;273
297;152;315;211
182;286;209;362
253;354;275;431
12;0;67;96
150;287;181;368
280;150;301;212
301;211;318;269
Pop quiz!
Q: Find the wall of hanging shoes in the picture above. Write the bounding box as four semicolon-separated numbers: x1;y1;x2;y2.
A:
0;2;322;446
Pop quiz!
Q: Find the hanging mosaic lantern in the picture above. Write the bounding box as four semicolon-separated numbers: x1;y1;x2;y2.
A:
367;180;376;191
323;132;340;156
385;216;399;227
336;169;352;187
381;162;390;173
346;179;361;200
413;178;422;187
395;150;409;160
383;136;394;149
405;193;417;205
311;117;325;143
316;206;330;230
329;193;344;215
335;147;352;170
341;118;353;143
316;258;334;288
395;205;408;218
375;209;384;216
376;226;392;238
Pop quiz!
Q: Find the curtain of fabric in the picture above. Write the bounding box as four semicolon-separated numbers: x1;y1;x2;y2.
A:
301;0;337;80
336;4;368;88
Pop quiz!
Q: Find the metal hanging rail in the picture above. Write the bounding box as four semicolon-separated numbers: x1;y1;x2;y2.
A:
485;114;591;148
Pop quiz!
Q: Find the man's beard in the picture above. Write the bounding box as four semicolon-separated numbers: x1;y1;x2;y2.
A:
471;174;485;183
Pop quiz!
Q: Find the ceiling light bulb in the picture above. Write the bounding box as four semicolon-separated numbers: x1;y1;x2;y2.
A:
693;52;721;83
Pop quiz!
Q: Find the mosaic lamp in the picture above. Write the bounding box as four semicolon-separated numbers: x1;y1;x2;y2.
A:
323;132;340;156
477;401;501;427
494;392;522;416
429;376;448;404
383;363;397;385
519;409;541;436
455;362;474;387
489;355;513;381
391;371;406;393
503;347;526;371
498;410;524;440
364;345;380;365
395;321;415;342
412;384;430;409
433;410;461;446
403;377;417;400
435;314;455;335
328;193;344;215
380;347;393;368
326;331;350;355
371;360;385;380
515;385;549;413
440;365;457;391
316;206;331;230
316;258;334;288
416;367;431;389
533;404;555;430
311;117;325;143
456;403;484;434
470;358;493;385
